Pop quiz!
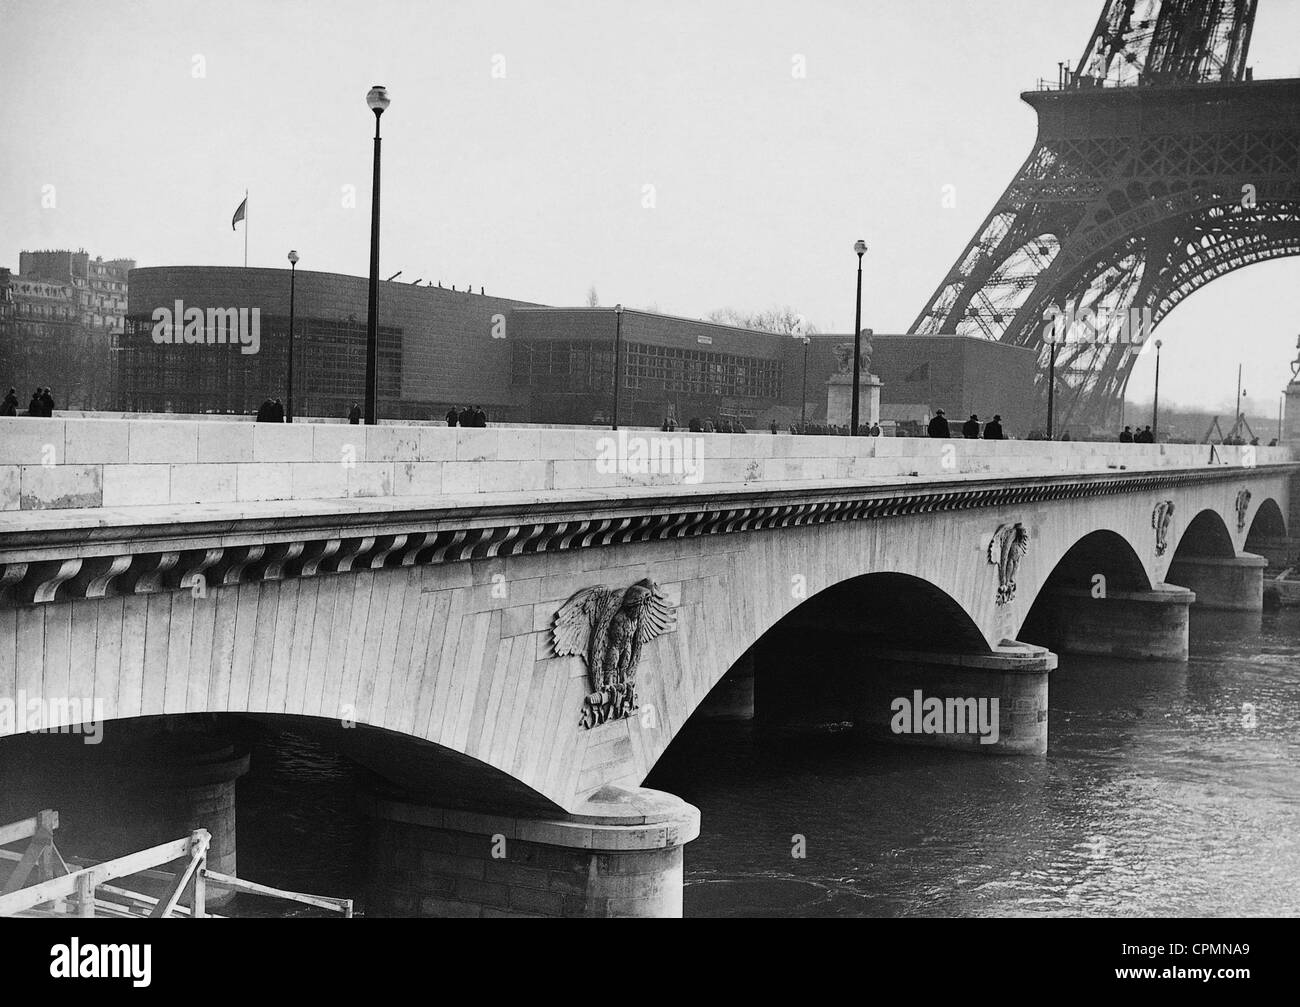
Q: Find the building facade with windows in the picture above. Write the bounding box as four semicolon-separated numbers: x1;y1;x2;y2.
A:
508;307;797;428
119;267;541;419
19;250;133;334
0;248;134;409
115;265;1039;430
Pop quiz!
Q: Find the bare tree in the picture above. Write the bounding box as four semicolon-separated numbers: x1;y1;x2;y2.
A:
707;305;818;336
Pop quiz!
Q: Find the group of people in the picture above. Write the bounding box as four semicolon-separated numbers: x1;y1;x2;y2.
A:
446;405;488;427
927;410;1006;439
1118;425;1155;443
660;416;890;436
681;417;747;433
0;387;55;416
785;422;882;436
255;397;287;422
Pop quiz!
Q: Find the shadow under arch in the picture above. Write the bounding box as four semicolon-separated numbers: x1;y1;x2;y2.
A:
236;714;566;817
681;572;989;738
1018;528;1151;648
1170;508;1237;563
0;712;566;864
1245;496;1287;555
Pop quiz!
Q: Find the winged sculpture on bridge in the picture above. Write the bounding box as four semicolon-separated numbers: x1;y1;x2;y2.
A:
988;523;1030;606
551;578;676;729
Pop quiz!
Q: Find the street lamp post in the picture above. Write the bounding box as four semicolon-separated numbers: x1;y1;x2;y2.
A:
851;239;867;435
286;250;298;422
1234;362;1243;437
1152;338;1163;441
1047;342;1057;439
612;304;624;430
800;333;810;430
363;84;390;426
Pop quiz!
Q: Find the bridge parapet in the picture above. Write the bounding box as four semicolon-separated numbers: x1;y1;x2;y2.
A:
1;417;1285;513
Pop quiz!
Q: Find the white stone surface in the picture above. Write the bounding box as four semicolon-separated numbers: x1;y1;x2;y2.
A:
367;426;421;462
236;463;293;502
169;463;238;505
293;462;351;499
19;465;102;509
313;424;366;464
0;466;18;510
0;417;1292;512
102;464;169;507
127;421;199;463
198;422;255;463
0;418;64;465
64;420;130;465
252;423;313;463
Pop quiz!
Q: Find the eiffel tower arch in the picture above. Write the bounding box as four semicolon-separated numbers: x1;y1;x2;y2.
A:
909;0;1300;431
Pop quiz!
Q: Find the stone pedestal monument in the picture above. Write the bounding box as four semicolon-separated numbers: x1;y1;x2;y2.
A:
826;334;882;429
1284;337;1300;447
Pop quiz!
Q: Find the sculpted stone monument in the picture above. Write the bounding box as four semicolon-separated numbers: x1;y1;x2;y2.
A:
825;330;882;429
1285;335;1300;447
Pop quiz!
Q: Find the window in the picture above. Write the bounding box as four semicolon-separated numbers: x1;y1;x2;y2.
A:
512;339;781;399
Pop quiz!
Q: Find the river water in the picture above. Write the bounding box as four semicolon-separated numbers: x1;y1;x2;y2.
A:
219;607;1300;916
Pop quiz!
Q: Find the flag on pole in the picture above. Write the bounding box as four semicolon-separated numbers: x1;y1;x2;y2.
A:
231;196;248;230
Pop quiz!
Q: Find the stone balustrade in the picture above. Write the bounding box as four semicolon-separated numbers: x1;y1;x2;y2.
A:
0;416;1286;512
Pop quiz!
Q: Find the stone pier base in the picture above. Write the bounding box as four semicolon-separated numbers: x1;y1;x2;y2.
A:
138;731;249;905
367;786;700;918
1038;583;1195;660
1166;553;1265;611
1245;535;1292;571
859;641;1055;756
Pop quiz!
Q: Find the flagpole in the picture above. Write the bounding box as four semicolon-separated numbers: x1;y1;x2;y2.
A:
244;189;248;268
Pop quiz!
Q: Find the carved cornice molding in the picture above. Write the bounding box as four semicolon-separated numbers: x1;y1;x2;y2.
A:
0;464;1289;608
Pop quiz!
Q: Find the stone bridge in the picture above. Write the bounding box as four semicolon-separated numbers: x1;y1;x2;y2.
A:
0;417;1292;916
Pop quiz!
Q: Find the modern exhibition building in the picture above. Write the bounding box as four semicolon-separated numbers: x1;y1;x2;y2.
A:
117;266;1037;432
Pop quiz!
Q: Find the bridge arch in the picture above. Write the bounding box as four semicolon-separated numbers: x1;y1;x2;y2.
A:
1033;527;1152;598
1018;528;1154;653
684;571;993;737
1170;508;1237;562
1246;496;1287;544
243;715;566;817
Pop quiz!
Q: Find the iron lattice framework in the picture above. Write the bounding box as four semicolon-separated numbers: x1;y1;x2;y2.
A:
909;0;1300;430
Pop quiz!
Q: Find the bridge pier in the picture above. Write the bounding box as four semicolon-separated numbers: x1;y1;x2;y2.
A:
1166;554;1265;611
139;730;249;879
0;721;249;906
755;627;1054;756
1034;584;1195;660
366;786;700;918
860;642;1055;756
1245;535;1292;570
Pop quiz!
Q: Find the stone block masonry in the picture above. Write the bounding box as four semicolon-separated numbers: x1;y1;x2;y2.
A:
367;787;699;918
0;415;1284;511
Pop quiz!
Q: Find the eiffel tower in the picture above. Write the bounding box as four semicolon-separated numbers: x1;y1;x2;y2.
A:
909;0;1300;431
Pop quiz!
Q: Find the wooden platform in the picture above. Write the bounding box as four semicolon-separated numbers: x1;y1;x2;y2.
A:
0;810;352;918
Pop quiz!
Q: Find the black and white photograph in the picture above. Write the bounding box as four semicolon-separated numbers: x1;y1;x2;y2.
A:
0;0;1294;977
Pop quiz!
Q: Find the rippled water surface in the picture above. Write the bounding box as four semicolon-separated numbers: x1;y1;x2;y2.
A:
648;608;1300;917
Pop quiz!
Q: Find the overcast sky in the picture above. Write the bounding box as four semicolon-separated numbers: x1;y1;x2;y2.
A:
3;0;1298;415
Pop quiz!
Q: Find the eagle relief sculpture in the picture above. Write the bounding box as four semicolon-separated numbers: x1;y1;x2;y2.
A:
987;522;1030;606
1152;500;1175;556
1235;488;1252;532
550;578;676;730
